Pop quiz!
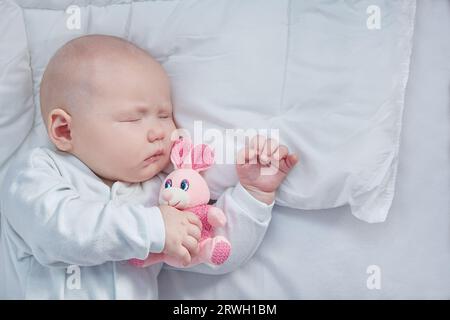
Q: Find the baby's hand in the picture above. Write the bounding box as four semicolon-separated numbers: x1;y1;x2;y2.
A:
236;135;298;205
159;205;202;266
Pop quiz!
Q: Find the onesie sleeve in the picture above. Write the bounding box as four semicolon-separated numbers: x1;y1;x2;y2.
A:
0;149;165;267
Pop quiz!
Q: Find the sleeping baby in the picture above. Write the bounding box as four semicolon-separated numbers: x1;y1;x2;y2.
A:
0;35;298;299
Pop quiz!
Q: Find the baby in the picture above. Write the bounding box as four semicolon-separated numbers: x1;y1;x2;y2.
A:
0;35;298;299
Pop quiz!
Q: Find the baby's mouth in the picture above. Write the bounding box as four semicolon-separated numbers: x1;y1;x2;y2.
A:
144;152;163;164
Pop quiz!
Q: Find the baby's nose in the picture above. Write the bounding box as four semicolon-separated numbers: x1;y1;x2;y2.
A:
147;125;165;143
162;190;172;201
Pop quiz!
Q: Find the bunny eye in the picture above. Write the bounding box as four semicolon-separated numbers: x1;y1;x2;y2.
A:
180;179;189;191
164;179;172;189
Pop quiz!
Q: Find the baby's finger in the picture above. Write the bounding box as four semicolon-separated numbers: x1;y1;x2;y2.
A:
185;212;202;230
183;236;200;256
273;145;288;161
236;146;257;165
278;153;299;174
179;247;191;266
287;153;299;168
188;224;202;241
236;139;250;165
264;145;285;172
248;148;257;164
260;139;279;165
250;135;267;156
236;146;246;166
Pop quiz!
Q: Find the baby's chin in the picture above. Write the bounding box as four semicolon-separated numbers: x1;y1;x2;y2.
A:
119;172;158;184
137;160;167;182
113;157;169;184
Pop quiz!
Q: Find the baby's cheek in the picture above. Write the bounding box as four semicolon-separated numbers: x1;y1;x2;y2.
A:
160;153;171;168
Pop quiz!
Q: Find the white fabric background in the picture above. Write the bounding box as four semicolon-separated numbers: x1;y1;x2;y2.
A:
159;0;450;299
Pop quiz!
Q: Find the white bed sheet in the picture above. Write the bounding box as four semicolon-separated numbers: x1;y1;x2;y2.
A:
158;0;450;299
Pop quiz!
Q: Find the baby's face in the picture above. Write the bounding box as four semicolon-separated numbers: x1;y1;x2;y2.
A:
68;55;177;185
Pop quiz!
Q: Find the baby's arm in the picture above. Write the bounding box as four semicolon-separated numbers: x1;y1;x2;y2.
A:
163;135;297;274
0;149;165;267
208;182;276;274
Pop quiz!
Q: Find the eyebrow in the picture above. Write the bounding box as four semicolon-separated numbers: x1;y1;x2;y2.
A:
119;106;150;116
133;106;149;114
117;103;171;116
114;107;146;119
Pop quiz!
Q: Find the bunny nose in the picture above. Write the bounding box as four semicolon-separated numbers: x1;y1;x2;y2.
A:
162;190;172;201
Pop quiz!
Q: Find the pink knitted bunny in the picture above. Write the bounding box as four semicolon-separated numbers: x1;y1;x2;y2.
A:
130;136;231;268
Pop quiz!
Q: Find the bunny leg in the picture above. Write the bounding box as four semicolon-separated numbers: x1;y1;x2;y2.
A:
198;236;231;265
190;238;214;265
207;207;227;227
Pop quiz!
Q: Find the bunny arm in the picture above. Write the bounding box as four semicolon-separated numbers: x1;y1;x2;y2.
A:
207;206;227;227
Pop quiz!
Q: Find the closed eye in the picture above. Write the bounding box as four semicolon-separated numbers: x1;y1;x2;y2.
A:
120;118;141;123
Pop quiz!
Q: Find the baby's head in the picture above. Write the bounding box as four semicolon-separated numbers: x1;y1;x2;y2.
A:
40;35;176;186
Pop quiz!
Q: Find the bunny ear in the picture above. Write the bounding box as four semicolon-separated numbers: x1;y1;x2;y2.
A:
170;136;193;169
191;144;214;172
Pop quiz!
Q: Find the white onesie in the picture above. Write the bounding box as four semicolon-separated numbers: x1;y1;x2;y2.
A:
0;147;273;299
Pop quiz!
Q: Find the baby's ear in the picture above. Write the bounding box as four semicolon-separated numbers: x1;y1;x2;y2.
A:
47;108;73;152
191;144;214;172
170;136;192;169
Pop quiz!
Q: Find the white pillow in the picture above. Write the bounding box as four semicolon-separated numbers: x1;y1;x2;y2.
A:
0;0;416;223
0;0;34;179
147;0;417;223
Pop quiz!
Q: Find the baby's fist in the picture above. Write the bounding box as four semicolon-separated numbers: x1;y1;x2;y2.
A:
236;135;298;204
